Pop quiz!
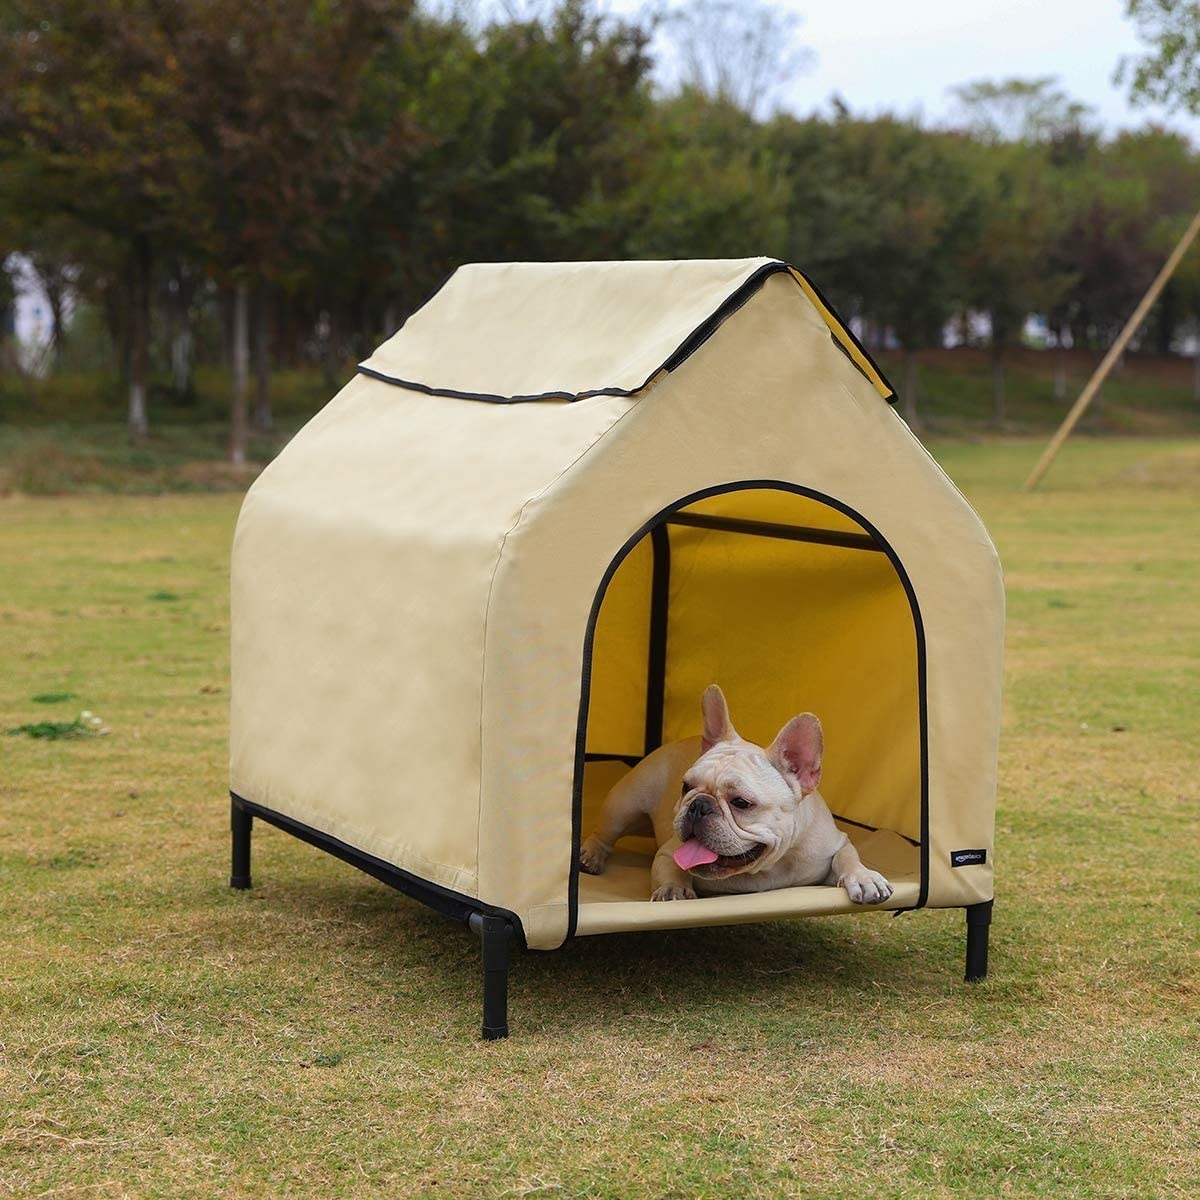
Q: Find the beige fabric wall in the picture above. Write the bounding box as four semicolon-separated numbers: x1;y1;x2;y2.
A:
230;373;634;896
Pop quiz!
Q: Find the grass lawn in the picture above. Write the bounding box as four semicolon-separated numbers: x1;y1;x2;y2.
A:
1;437;1197;1198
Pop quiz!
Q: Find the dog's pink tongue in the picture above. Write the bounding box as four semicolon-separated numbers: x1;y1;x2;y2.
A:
674;839;719;870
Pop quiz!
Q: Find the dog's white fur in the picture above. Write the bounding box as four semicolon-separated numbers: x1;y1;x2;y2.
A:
579;685;893;904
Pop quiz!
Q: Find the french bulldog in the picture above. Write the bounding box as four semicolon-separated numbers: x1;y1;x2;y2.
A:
579;685;893;904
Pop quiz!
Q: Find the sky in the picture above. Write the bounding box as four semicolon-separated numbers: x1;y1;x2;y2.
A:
613;0;1200;142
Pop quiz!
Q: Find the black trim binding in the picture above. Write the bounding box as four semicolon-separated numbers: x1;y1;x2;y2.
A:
231;793;527;949
659;261;788;375
799;270;899;404
644;524;671;757
357;260;897;406
356;364;632;406
666;513;883;553
834;812;921;848
829;330;874;386
567;481;929;941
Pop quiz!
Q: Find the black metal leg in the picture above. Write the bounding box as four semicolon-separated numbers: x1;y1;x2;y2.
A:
230;797;253;889
470;913;514;1040
965;899;993;983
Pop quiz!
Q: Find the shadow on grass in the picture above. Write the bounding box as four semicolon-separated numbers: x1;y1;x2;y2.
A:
232;873;988;1040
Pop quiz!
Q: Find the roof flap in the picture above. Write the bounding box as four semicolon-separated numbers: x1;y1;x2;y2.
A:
358;258;894;404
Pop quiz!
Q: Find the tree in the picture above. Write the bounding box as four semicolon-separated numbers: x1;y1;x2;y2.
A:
768;114;980;427
1105;128;1200;353
144;0;422;463
1120;0;1200;114
345;0;654;320
622;90;789;259
949;79;1090;422
1120;2;1200;404
965;144;1076;422
0;1;204;434
661;0;814;118
948;76;1095;144
29;261;71;363
0;253;17;372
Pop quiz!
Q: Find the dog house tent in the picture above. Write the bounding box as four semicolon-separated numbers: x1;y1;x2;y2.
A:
229;258;1004;1038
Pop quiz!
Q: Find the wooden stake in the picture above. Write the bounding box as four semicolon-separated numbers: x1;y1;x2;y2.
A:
1023;207;1200;491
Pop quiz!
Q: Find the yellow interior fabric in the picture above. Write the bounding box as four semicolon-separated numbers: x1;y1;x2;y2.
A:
583;488;921;843
786;268;894;401
584;534;653;756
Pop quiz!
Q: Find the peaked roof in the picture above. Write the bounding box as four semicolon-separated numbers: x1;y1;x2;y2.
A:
358;258;895;405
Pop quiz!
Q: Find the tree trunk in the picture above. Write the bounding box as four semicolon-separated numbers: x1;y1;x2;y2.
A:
956;309;970;348
128;238;151;439
167;265;196;400
1054;346;1067;402
1157;282;1176;356
170;325;193;399
902;349;920;429
319;308;339;389
44;276;66;371
220;288;233;370
991;352;1006;428
253;285;272;432
230;280;250;466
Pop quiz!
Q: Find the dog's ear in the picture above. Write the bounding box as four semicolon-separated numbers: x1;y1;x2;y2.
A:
767;713;823;793
700;684;737;751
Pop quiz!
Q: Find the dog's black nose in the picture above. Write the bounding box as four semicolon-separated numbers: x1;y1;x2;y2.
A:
688;795;714;821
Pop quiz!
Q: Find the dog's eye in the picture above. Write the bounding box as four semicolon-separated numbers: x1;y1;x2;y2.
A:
729;796;752;810
681;781;691;797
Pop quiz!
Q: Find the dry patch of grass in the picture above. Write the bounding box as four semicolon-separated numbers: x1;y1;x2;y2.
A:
1;439;1198;1198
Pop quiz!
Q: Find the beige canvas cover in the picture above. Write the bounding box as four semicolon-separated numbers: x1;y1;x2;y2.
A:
230;259;1003;951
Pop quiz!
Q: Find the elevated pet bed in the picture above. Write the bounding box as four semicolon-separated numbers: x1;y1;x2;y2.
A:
229;258;1004;1038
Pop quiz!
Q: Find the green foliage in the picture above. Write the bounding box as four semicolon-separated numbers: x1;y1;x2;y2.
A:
396;0;655;282
961;141;1075;351
772;114;982;353
623;91;789;258
1121;0;1200;115
1;0;1199;442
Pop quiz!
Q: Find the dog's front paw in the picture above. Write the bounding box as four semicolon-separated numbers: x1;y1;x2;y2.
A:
839;867;893;905
579;836;611;875
651;883;697;901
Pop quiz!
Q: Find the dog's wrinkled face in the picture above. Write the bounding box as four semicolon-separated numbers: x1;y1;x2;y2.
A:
674;743;795;878
672;685;824;880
